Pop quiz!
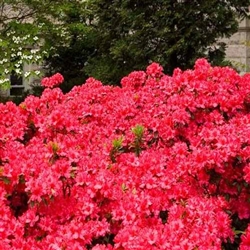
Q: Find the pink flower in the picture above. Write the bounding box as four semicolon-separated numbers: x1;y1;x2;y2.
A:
121;71;146;89
240;225;250;249
41;73;64;88
146;62;163;78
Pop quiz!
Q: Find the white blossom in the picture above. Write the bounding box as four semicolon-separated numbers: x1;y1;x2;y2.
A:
15;68;22;74
31;49;39;54
24;72;31;78
22;55;34;60
35;55;42;60
0;78;9;85
1;59;8;63
15;63;21;68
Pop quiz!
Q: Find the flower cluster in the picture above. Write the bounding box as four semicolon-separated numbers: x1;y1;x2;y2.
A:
41;73;64;88
1;59;250;249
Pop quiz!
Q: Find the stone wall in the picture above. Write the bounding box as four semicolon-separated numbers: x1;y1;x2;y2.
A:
222;18;250;73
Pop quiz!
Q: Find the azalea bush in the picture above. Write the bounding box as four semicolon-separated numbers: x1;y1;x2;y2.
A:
1;59;250;249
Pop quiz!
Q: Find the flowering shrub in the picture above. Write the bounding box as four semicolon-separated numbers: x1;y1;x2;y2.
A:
1;59;250;249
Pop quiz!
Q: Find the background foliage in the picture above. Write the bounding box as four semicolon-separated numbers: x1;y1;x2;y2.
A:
1;1;250;88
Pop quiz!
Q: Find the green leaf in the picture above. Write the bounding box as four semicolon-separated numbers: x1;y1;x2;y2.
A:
121;183;128;192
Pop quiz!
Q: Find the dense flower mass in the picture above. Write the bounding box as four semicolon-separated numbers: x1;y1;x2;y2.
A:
1;59;250;249
41;73;64;88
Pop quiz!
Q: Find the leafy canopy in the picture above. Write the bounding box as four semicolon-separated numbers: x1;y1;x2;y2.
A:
1;0;250;88
84;0;250;84
0;0;90;88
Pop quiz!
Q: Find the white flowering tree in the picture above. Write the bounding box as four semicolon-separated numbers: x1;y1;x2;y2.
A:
0;0;89;89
